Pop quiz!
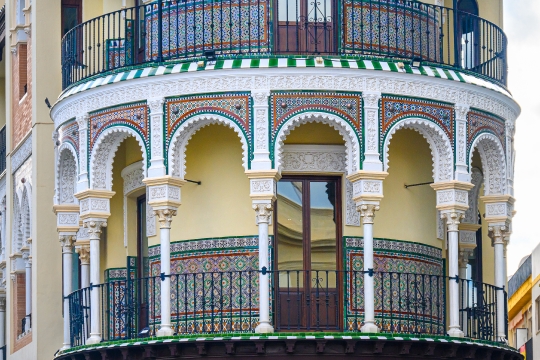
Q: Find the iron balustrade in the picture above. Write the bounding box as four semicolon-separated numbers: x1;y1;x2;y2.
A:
61;0;507;90
66;270;508;347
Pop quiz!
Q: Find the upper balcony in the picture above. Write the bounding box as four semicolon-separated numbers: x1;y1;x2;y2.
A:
61;0;508;91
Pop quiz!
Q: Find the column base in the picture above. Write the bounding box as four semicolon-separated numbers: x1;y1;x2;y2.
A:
360;322;379;333
86;334;102;345
447;327;464;338
61;343;71;351
157;326;175;337
255;322;275;334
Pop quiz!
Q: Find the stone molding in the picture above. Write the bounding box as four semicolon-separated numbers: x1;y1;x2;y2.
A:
75;189;115;220
11;134;32;174
431;181;474;212
143;176;186;209
245;170;280;202
347;171;388;204
54;204;81;233
480;195;515;223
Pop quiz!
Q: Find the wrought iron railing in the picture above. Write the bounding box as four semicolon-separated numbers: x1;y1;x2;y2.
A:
61;0;507;89
0;126;5;175
67;269;507;347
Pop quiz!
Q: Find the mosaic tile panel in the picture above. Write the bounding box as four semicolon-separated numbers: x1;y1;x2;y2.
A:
148;236;263;333
144;0;269;61
105;20;134;69
343;0;441;62
165;93;252;154
89;102;149;153
380;96;454;151
58;119;79;152
103;268;129;340
271;91;362;139
344;238;444;333
467;110;506;155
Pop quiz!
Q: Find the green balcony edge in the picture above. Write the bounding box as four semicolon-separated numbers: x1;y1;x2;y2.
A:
58;332;519;357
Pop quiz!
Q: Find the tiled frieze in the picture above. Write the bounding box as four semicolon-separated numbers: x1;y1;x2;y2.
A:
467;110;506;158
344;237;444;333
88;102;149;158
380;96;454;154
58;119;79;153
271;91;362;140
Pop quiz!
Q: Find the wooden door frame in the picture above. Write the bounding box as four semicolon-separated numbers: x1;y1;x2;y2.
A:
273;175;343;331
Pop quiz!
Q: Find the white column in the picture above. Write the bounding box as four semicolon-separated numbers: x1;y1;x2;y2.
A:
0;297;5;358
155;208;177;337
60;235;75;349
359;204;379;333
443;211;464;338
253;202;273;333
22;251;31;333
458;249;472;337
77;245;90;289
85;220;107;345
489;224;508;342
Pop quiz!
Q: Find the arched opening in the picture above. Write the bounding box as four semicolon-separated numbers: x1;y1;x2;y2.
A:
457;0;479;69
58;148;78;204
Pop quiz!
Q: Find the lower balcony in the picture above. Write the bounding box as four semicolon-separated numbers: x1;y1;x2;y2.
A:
56;270;519;360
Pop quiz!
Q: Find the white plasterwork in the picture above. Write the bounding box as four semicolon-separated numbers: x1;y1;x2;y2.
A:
463;167;483;224
383;117;453;182
282;144;360;226
11;135;32;174
51;68;520;133
469;132;506;196
57;147;78;205
90;126;147;191
275;112;359;175
168;114;249;178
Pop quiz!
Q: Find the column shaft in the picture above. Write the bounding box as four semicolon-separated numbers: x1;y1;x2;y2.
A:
447;229;462;337
494;242;506;340
253;203;273;333
458;262;468;337
61;237;74;349
25;259;31;332
85;221;106;345
157;225;173;336
362;222;377;332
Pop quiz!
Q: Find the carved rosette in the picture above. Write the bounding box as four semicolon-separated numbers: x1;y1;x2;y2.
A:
76;245;90;265
358;204;379;225
154;208;177;229
253;203;273;224
59;235;76;253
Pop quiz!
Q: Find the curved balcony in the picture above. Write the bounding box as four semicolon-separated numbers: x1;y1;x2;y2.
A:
62;270;510;357
61;0;507;90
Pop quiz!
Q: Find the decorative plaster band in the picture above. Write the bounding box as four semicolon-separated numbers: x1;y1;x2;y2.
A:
11;135;32;174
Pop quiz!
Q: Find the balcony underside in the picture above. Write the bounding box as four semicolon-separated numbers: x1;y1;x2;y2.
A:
56;334;520;360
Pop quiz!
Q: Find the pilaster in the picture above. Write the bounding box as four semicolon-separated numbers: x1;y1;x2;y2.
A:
454;104;470;182
362;92;383;171
76;114;89;192
147;98;167;177
250;90;272;170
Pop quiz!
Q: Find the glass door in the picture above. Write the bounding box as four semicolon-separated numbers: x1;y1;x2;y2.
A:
275;177;341;331
274;0;336;54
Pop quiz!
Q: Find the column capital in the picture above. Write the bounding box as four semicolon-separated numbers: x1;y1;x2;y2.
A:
253;202;273;224
458;248;474;268
362;91;382;108
454;104;470;120
441;211;465;232
143;176;186;209
246;170;281;202
487;223;510;247
75;244;90;265
154;208;178;229
83;219;108;240
59;234;76;253
347;171;388;203
358;204;380;225
75;189;115;220
480;195;515;223
431;181;474;212
251;90;270;105
147;97;165;114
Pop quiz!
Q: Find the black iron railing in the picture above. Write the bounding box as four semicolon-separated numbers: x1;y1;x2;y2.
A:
0;345;5;360
67;269;507;347
61;0;507;89
0;126;5;175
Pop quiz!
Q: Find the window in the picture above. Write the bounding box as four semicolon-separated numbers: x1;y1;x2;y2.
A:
61;0;82;37
457;0;479;69
536;296;540;332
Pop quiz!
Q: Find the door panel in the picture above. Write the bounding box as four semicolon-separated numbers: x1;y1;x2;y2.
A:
276;177;341;331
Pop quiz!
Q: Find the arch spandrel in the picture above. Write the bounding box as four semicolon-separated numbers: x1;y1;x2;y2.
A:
90;126;147;191
383;117;454;183
168;114;249;178
273;112;360;175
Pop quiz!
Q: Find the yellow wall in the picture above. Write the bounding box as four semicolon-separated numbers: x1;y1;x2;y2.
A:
284;122;345;145
101;136;143;278
377;129;439;247
169;124;258;244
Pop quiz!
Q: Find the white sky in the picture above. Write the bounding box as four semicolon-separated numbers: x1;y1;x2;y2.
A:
504;1;540;276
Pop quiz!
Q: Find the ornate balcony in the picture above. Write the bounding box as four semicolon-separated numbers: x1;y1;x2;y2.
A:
56;270;518;360
61;0;507;90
